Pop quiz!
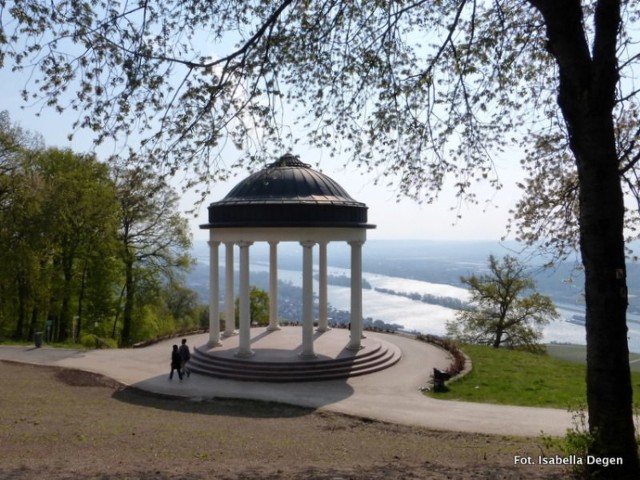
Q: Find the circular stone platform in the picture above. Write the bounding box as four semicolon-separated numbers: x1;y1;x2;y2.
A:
188;326;402;382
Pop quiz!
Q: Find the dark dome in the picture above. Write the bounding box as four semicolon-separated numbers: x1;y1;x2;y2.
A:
203;153;374;228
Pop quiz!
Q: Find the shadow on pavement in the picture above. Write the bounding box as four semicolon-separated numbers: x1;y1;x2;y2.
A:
112;373;356;419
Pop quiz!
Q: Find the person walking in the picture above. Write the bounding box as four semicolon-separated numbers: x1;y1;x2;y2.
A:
169;344;183;381
178;338;191;378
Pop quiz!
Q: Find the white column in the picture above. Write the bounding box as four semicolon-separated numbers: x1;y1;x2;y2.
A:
317;241;330;332
348;240;364;351
236;241;254;357
300;240;316;358
267;241;280;331
223;242;236;337
208;240;222;346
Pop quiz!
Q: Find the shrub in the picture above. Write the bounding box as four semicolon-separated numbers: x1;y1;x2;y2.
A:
79;333;117;349
416;334;467;377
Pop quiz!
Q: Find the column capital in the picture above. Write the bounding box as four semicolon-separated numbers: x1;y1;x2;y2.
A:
237;240;254;248
300;240;316;248
347;240;365;247
207;240;221;247
268;240;280;246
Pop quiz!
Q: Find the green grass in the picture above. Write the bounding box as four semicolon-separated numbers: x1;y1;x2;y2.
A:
429;343;640;409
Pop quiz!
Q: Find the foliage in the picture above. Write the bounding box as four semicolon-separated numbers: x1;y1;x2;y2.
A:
113;161;193;345
446;255;558;352
235;285;270;326
0;112;197;345
79;333;118;349
1;2;638;243
542;404;640;479
249;286;270;326
164;281;203;327
541;406;596;479
416;334;467;377
0;125;121;342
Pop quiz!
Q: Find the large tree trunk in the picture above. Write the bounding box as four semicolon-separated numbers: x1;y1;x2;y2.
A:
492;326;504;348
120;258;134;346
59;256;74;342
579;116;638;478
13;274;27;340
27;305;39;343
530;1;639;477
76;263;88;340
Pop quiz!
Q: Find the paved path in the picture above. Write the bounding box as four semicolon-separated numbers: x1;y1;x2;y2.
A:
0;328;573;437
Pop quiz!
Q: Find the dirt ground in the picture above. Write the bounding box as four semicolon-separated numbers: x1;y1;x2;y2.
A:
0;361;570;479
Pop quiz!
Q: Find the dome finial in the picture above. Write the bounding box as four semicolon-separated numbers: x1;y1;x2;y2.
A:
272;153;310;168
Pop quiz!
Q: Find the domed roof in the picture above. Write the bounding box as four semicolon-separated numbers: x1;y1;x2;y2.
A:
203;153;374;228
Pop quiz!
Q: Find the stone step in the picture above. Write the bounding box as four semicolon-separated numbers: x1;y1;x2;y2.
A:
190;342;385;370
188;342;401;382
189;346;392;377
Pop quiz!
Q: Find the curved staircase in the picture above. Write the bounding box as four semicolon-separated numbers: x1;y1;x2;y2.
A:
188;329;402;382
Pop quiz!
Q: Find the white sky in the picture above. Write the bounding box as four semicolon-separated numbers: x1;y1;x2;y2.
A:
0;66;525;243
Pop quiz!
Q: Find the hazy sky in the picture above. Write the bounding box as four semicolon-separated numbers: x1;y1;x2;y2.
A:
1;67;524;243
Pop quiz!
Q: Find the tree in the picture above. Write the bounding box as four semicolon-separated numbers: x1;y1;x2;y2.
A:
37;148;120;341
114;164;192;346
0;174;47;341
3;1;640;475
0;110;43;204
235;286;270;327
0;112;48;340
1;163;117;343
0;113;197;345
0;116;120;343
164;280;202;328
446;255;558;352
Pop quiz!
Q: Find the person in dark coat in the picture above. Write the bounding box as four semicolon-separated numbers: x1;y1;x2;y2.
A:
178;338;191;378
169;344;183;381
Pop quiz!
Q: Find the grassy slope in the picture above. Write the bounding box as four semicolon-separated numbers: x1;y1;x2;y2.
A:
430;344;640;409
